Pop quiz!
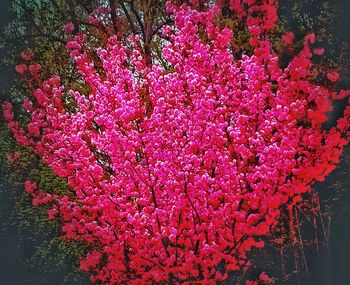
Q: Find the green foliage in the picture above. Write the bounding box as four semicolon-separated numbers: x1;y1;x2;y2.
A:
1;113;89;284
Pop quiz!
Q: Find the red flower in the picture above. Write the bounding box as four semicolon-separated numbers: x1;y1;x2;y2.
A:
64;22;75;34
313;48;325;55
20;50;33;61
29;63;42;74
15;64;27;74
282;31;295;45
4;1;350;284
327;70;340;82
259;271;272;283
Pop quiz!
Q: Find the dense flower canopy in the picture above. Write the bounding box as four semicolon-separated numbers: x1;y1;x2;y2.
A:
3;0;350;283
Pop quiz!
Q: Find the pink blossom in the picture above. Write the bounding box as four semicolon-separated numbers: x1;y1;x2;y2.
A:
64;22;75;34
259;271;272;283
24;180;38;194
282;31;295;45
48;206;59;219
66;41;81;50
88;15;100;25
6;151;20;163
15;64;27;74
2;101;14;121
20;50;32;61
29;63;42;74
3;1;350;284
23;98;34;111
327;70;340;82
313;48;325;55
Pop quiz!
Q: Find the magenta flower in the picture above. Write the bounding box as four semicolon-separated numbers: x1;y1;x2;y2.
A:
15;64;27;74
3;1;350;283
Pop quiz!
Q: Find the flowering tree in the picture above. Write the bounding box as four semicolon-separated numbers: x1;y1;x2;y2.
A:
2;0;350;283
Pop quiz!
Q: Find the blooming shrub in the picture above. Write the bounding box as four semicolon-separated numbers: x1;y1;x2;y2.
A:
2;0;350;283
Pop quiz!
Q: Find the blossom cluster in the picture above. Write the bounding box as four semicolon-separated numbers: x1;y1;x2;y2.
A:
3;0;350;283
15;49;42;75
